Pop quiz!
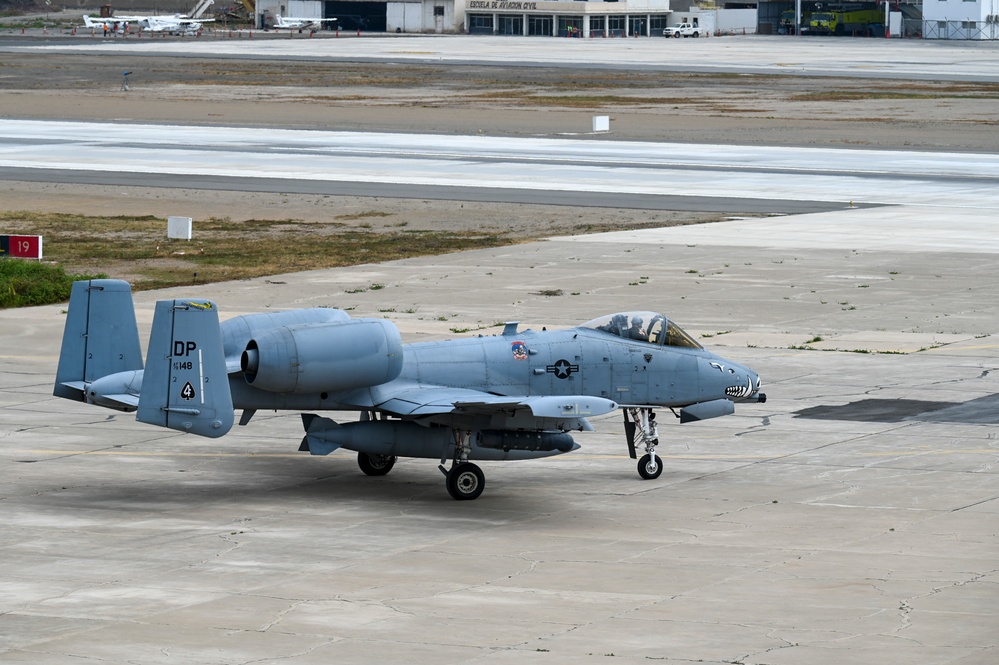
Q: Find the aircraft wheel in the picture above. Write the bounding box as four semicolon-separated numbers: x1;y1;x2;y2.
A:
446;462;485;500
358;452;396;476
638;453;663;480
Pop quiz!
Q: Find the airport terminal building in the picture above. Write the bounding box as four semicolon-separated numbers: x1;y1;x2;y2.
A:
258;0;998;38
462;0;674;37
260;0;678;35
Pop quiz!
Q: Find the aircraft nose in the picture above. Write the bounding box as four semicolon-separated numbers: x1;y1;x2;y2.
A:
703;357;765;402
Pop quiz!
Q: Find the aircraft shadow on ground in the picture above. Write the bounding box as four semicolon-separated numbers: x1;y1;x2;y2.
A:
793;394;999;424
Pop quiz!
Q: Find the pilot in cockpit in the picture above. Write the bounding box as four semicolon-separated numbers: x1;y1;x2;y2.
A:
597;314;628;336
627;316;648;342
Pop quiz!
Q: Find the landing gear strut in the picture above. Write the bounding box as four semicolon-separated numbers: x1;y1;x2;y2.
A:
439;429;485;500
624;408;663;480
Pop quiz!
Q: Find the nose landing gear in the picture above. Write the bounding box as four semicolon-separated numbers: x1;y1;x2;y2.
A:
624;407;662;480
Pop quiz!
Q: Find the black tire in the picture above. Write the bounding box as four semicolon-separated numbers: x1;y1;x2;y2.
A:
446;462;485;500
692;32;699;38
673;32;680;38
358;452;396;476
638;453;663;480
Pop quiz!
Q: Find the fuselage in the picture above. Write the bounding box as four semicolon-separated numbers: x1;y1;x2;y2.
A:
86;313;762;418
399;326;761;408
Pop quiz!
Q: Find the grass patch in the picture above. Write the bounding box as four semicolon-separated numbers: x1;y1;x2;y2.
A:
0;259;106;308
0;211;524;295
334;211;395;222
792;89;999;102
487;94;665;108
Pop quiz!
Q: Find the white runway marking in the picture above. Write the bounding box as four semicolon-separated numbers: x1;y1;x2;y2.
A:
2;119;999;209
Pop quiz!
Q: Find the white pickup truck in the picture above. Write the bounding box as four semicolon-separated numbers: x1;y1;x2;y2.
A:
662;22;702;38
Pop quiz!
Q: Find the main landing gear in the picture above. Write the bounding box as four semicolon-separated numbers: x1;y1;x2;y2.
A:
357;452;396;476
624;407;663;480
438;429;485;500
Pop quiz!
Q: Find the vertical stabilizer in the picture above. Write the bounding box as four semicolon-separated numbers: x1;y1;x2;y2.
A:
137;299;234;438
54;279;143;402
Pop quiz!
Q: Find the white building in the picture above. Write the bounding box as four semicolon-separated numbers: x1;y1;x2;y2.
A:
264;0;675;34
922;0;999;38
464;0;673;37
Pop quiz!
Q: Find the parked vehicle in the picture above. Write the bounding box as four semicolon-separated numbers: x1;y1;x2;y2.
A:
807;9;881;35
663;22;702;38
779;9;811;34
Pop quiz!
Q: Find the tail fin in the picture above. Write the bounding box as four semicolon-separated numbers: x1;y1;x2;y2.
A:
137;299;234;438
54;279;143;402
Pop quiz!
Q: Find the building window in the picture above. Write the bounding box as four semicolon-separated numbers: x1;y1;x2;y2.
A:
468;14;494;33
606;15;626;37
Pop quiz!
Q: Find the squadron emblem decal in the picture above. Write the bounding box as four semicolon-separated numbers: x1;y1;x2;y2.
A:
546;359;579;379
511;341;528;361
180;381;196;401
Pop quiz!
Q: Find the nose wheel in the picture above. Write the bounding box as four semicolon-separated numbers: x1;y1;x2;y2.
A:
625;408;664;480
638;453;663;480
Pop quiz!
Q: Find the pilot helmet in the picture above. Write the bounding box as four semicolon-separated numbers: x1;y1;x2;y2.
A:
631;316;643;326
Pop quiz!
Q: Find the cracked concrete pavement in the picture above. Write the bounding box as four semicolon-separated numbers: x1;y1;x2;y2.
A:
2;213;998;664
1;29;998;665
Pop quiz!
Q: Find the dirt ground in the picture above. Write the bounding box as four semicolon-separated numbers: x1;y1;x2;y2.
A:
2;49;997;266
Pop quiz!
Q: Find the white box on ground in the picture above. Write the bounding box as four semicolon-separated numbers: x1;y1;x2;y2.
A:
592;116;610;133
168;216;193;240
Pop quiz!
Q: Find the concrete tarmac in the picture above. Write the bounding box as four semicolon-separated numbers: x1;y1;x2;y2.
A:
11;33;999;82
2;209;998;664
1;30;997;665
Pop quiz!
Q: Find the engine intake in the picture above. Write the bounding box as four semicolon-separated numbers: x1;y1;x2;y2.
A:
241;319;403;394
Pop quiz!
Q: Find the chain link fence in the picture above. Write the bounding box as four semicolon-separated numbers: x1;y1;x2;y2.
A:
916;18;999;39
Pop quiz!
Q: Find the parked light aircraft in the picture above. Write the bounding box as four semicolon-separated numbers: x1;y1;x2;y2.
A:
270;14;338;30
54;280;766;500
83;14;213;34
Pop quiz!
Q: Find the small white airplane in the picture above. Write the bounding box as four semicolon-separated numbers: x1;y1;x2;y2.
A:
271;13;338;30
83;14;214;35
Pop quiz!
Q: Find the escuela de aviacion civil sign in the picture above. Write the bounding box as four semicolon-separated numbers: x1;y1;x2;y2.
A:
468;1;542;9
0;235;43;259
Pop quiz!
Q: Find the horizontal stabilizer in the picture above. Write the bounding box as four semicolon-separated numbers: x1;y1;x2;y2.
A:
99;394;140;409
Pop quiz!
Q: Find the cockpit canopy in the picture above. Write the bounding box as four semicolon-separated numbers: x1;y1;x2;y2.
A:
581;311;702;349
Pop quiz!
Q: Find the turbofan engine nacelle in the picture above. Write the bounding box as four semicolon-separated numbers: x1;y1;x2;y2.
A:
241;319;403;394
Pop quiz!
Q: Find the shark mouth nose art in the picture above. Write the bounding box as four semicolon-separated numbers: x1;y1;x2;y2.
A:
725;376;758;399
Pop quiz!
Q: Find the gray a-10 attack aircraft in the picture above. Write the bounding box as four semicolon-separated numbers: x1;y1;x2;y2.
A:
54;279;766;500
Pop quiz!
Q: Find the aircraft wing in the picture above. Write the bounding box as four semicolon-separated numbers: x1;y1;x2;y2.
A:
372;382;617;419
